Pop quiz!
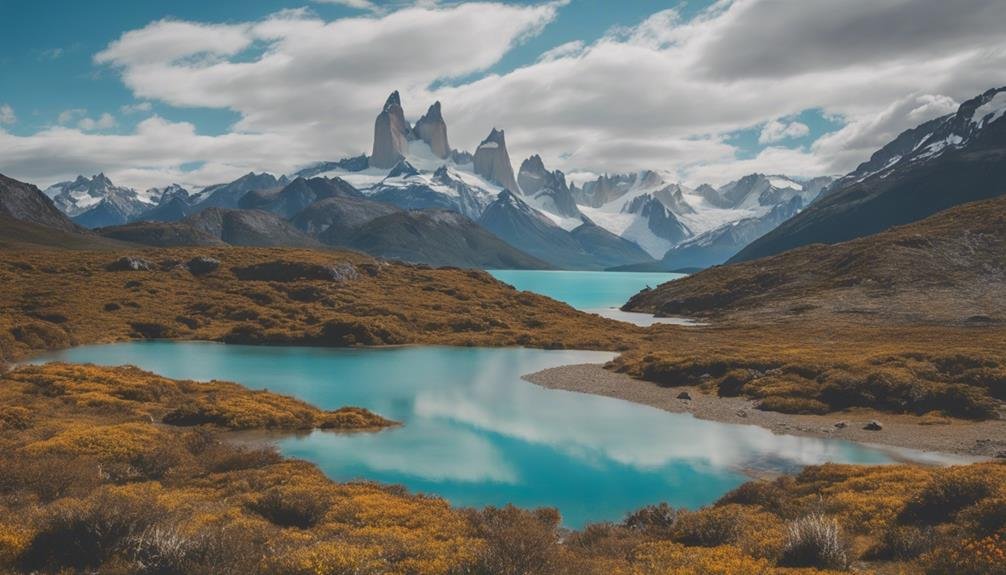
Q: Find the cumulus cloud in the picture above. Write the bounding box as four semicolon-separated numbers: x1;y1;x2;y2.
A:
758;120;810;144
2;0;1006;191
0;104;15;125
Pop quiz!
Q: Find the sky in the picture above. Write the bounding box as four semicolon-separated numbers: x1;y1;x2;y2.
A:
1;0;1005;191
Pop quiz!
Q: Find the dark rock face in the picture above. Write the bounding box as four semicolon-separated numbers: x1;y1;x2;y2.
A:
99;208;318;248
472;128;519;193
413;101;450;159
331;209;550;269
239;177;362;218
186;256;221;276
195;173;286;211
732;87;1006;263
291;195;400;239
106;256;154;272
518;155;581;219
371;91;412;169
135;196;194;223
570;222;654;268
185;209;320;248
0;173;82;233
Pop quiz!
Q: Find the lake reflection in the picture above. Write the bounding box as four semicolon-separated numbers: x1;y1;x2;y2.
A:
34;342;895;527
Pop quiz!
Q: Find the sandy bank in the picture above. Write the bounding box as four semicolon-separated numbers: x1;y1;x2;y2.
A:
524;363;1006;460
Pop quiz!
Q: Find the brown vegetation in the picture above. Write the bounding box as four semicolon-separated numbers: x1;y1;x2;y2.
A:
3;361;1003;574
0;246;640;367
625;196;1006;325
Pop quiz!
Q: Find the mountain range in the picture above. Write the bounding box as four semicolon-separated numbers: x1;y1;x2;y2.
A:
8;86;1005;272
732;87;1006;263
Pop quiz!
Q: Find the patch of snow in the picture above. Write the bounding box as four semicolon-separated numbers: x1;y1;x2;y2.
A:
579;206;672;259
971;92;1006;129
915;134;964;160
767;176;801;190
477;141;499;150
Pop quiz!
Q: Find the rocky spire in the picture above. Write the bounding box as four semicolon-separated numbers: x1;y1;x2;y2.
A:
472;128;519;193
370;91;412;169
413;101;450;159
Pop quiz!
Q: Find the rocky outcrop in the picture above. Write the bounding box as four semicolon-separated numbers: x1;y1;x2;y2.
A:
413;101;450;159
0;173;82;233
473;128;519;193
370;91;412;169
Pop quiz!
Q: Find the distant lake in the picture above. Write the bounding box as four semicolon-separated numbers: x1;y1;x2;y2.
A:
488;270;689;325
34;342;905;528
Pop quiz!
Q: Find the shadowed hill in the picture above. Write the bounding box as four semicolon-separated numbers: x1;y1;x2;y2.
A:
625;195;1006;324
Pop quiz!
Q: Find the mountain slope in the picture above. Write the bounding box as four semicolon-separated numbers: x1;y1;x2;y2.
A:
625;195;1006;324
291;196;400;239
732;87;1006;263
570;223;654;268
239;177;362;218
100;208;319;248
478;191;601;269
332;209;550;269
194;173;286;211
0;173;83;233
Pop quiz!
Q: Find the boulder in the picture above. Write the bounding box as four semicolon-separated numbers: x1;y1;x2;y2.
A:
676;391;692;400
187;256;221;276
106;256;153;272
863;420;884;431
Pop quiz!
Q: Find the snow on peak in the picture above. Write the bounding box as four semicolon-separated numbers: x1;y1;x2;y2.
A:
971;91;1006;129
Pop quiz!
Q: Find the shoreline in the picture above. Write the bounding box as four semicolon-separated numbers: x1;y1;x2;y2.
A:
524;363;1006;460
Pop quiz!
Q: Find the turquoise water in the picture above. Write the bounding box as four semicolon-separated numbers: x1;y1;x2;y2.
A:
33;342;898;527
488;270;685;310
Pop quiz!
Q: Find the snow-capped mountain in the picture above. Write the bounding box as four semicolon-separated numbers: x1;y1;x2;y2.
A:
44;173;157;228
734;86;1006;263
517;154;582;227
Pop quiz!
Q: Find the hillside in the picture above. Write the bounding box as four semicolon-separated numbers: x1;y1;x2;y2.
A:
625;195;1006;324
332;209;551;269
0;173;83;233
733;87;1006;263
99;209;320;248
0;247;636;365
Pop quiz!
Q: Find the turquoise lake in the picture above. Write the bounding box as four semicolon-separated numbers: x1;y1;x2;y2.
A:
488;270;685;311
33;341;901;528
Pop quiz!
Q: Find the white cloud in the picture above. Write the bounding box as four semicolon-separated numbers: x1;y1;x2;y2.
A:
57;108;87;125
0;104;15;125
77;113;118;131
3;0;1006;191
758;119;810;144
120;102;153;115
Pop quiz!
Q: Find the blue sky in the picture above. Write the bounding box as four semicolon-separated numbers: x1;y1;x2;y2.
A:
1;0;1003;190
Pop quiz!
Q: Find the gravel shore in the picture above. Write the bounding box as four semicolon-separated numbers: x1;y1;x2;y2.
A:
524;363;1006;460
